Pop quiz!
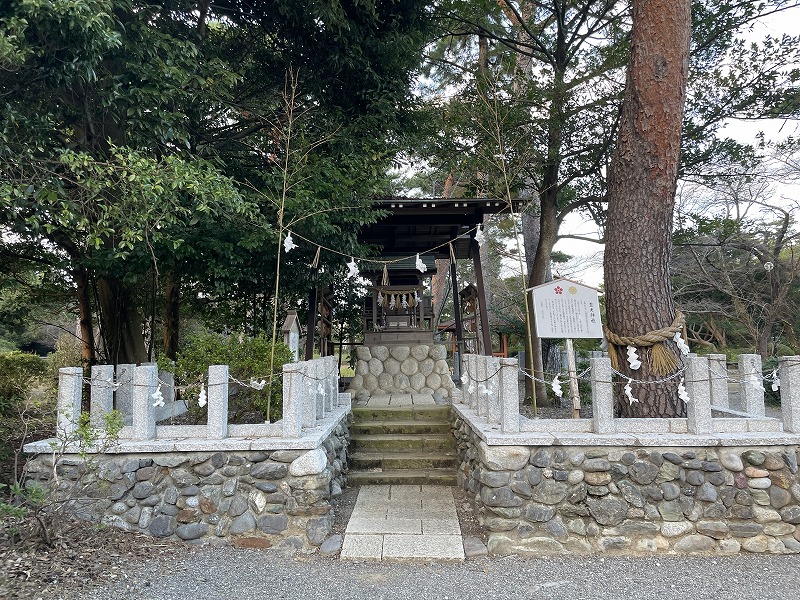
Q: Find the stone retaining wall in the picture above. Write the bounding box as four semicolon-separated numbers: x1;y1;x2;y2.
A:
453;417;800;555
24;423;348;550
347;344;454;400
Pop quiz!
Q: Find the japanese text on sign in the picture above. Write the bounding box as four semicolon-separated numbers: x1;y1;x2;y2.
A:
530;280;603;339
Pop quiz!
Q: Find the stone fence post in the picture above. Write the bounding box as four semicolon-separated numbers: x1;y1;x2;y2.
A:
56;367;83;439
90;365;114;427
686;355;712;435
779;356;800;433
707;353;729;409
738;353;765;416
590;357;614;434
499;357;520;433
486;356;501;425
282;362;302;437
476;355;488;418
115;363;136;425
132;365;157;440
207;365;229;439
314;359;324;418
463;354;476;410
327;355;338;413
301;360;317;428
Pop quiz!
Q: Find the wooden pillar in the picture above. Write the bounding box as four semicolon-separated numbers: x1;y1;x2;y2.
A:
471;238;492;356
305;286;317;360
449;259;464;353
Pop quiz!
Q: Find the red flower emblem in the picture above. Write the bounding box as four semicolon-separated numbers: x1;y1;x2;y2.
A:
554;286;563;294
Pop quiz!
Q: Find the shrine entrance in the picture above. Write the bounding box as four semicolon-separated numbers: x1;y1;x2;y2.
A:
356;197;514;357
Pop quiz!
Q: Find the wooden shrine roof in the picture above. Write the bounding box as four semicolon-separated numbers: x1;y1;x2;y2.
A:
357;197;516;272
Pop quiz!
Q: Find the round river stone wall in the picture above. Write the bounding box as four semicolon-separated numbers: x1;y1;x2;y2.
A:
347;344;454;399
453;417;800;555
24;423;348;550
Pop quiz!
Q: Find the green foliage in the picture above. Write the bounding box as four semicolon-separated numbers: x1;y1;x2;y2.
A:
46;335;84;377
0;352;47;415
174;333;293;422
1;0;431;360
0;351;54;481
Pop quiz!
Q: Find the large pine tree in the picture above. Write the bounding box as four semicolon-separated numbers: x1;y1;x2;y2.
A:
603;0;691;417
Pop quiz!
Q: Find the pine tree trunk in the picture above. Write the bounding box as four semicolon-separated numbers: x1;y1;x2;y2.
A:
604;0;691;417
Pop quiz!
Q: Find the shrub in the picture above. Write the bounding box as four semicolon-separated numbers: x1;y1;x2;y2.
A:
46;335;84;377
0;352;47;415
174;333;293;423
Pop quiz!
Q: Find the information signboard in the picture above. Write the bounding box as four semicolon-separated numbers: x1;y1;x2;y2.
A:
529;279;603;339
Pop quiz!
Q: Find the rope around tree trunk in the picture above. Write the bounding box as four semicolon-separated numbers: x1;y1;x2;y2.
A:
603;311;686;375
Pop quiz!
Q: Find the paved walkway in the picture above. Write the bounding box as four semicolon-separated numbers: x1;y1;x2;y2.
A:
341;485;465;561
365;393;437;407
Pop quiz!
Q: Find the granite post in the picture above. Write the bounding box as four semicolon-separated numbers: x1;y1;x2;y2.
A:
90;365;114;427
206;365;229;439
738;353;765;416
56;367;83;439
779;356;800;433
487;356;501;425
301;359;317;429
132;365;157;441
591;357;614;434
282;362;302;437
708;353;729;410
500;357;520;433
686;355;713;435
115;363;136;425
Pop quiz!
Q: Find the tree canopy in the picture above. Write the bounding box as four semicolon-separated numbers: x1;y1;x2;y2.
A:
0;0;430;362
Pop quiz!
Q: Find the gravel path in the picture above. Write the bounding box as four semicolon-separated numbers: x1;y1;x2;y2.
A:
74;549;800;600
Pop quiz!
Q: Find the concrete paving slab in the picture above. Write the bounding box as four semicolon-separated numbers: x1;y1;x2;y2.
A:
389;394;413;406
344;484;463;562
340;534;383;560
389;485;423;499
356;485;391;501
346;517;422;535
420;485;455;496
422;493;457;507
421;518;462;535
385;497;422;509
412;394;435;405
382;534;465;561
386;507;426;519
367;396;391;407
353;503;389;518
388;506;456;520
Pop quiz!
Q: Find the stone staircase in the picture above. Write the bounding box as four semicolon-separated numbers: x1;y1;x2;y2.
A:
347;405;458;485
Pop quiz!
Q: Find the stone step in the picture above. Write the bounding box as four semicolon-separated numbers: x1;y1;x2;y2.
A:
349;451;459;471
347;468;458;486
350;420;452;436
349;433;457;454
351;405;452;423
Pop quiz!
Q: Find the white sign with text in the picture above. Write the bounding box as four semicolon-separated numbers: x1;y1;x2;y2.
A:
530;279;603;339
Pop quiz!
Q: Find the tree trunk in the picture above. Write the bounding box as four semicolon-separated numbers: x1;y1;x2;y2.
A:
526;49;567;406
73;268;96;367
604;0;691;417
162;271;181;361
96;277;148;365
